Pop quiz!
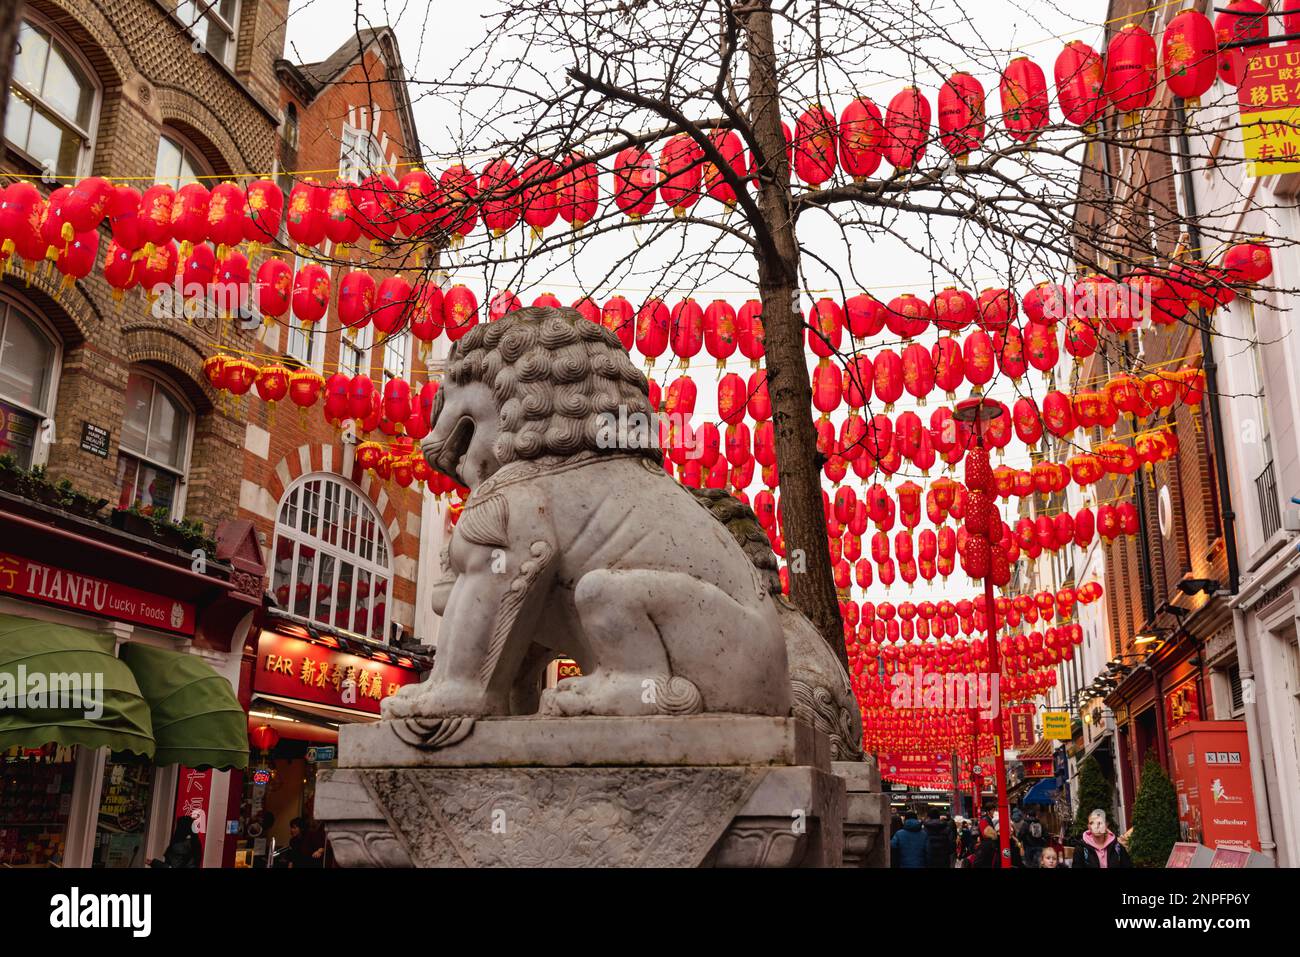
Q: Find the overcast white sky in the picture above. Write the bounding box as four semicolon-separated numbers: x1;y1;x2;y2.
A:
285;0;1112;611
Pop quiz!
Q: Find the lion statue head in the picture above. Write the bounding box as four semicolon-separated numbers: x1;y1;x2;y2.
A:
425;306;661;488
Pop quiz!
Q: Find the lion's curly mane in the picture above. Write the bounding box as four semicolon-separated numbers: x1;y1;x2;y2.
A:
437;306;661;467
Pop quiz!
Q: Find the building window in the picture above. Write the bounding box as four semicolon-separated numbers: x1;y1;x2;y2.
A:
271;475;392;642
5;19;97;178
340;324;370;378
339;123;387;182
382;331;410;382
175;0;240;69
115;372;192;519
284;254;328;369
155;132;209;190
0;297;59;469
282;103;299;150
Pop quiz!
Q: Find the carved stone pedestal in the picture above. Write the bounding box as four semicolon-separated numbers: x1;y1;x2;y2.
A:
834;757;891;868
317;716;845;867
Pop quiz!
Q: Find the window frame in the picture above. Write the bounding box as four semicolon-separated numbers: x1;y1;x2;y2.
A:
381;329;412;383
4;13;101;179
284;251;331;373
340;322;373;379
174;0;241;70
115;370;195;521
270;473;394;643
155;128;213;191
0;293;62;470
338;121;390;182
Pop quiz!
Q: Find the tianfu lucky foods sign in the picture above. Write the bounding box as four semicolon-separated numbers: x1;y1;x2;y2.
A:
0;550;196;635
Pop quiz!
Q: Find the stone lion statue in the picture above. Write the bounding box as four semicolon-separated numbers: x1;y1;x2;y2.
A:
382;306;854;742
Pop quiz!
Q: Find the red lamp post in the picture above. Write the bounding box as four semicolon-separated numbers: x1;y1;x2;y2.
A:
953;395;1012;868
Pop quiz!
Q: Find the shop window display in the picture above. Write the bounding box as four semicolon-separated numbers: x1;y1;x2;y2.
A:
0;745;76;866
91;752;155;868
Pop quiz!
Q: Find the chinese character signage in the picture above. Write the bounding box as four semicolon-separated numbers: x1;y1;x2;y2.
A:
174;767;213;843
0;549;196;634
1238;42;1300;177
1006;712;1034;750
253;630;423;715
878;753;949;778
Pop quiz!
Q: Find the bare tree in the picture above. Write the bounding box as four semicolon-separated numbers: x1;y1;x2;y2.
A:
279;0;1296;667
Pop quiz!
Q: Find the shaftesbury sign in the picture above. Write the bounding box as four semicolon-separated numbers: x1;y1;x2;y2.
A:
0;550;196;635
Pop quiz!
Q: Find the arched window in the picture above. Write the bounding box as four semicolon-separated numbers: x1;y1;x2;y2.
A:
5;18;98;178
271;475;393;642
154;130;211;190
115;371;193;519
0;296;59;469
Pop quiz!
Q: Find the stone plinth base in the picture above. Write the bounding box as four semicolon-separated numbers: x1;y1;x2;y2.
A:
834;758;890;868
317;715;844;867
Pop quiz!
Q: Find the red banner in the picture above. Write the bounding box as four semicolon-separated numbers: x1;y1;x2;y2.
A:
1169;721;1260;852
0;549;196;634
878;753;950;779
1005;712;1035;751
174;767;214;840
253;631;423;715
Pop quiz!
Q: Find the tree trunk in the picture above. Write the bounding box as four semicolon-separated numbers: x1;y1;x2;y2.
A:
0;2;24;139
740;2;846;669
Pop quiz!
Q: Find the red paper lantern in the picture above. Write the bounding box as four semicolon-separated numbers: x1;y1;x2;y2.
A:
169;182;210;252
937;72;985;163
288;369;324;413
1105;23;1158;120
205;181;245;253
839;97;884;180
995;325;1027;382
670;298;705;367
614;146;657;219
1215;1;1269;87
411;283;445;350
703;301;737;369
812;359;843;414
338;270;378;333
255;364;291;405
63;176;113;234
292;263;331;325
557;152;599;229
885;293;930;340
135;240;178;295
1223;241;1273;284
736;299;766;368
793;105;838;187
1163;8;1218;106
102;240;137;299
962;330;995;392
883;87;930;171
520;158;560;239
1055;41;1106;127
443;284;479;342
106;186;145;253
479;159;522;236
660;133;704;215
637;298;671;365
323;179;362;247
901;342;935;405
137;184;174;248
702;129;746;205
1000;57;1049;142
808;298;845;357
873;349;903;412
748;370;772;421
285;179;327;249
490;290;522;323
602;295;635;351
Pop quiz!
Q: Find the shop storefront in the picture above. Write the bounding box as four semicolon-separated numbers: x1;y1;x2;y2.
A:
0;497;262;867
233;613;428;867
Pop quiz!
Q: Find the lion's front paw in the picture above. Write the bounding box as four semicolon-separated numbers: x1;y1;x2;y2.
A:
383;679;502;719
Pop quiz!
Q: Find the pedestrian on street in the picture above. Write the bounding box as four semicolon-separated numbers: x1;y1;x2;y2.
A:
150;815;202;868
923;807;956;868
1039;846;1062;869
1020;807;1048;867
890;811;930;868
1075;809;1132;868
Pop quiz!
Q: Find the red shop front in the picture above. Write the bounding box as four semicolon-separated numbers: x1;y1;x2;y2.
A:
233;614;428;867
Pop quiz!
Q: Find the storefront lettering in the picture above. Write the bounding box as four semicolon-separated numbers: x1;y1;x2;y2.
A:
264;654;295;676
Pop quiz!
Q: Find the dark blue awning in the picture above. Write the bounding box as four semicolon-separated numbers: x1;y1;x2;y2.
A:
1023;777;1058;806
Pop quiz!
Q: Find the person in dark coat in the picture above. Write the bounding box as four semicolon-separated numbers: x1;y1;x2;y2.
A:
1075;809;1132;869
287;817;326;868
890;811;930;868
922;808;955;867
1019;807;1049;867
151;815;202;868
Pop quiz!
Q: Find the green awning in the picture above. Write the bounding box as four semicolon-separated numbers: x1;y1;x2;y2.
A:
119;642;248;770
0;613;154;756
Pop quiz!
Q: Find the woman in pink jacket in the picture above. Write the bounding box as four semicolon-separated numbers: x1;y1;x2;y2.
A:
1075;809;1133;868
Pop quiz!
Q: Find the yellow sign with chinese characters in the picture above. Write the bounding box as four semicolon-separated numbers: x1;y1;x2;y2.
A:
1042;711;1072;740
1239;43;1300;177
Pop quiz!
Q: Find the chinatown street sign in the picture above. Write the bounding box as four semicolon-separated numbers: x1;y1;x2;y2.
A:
1239;42;1300;177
